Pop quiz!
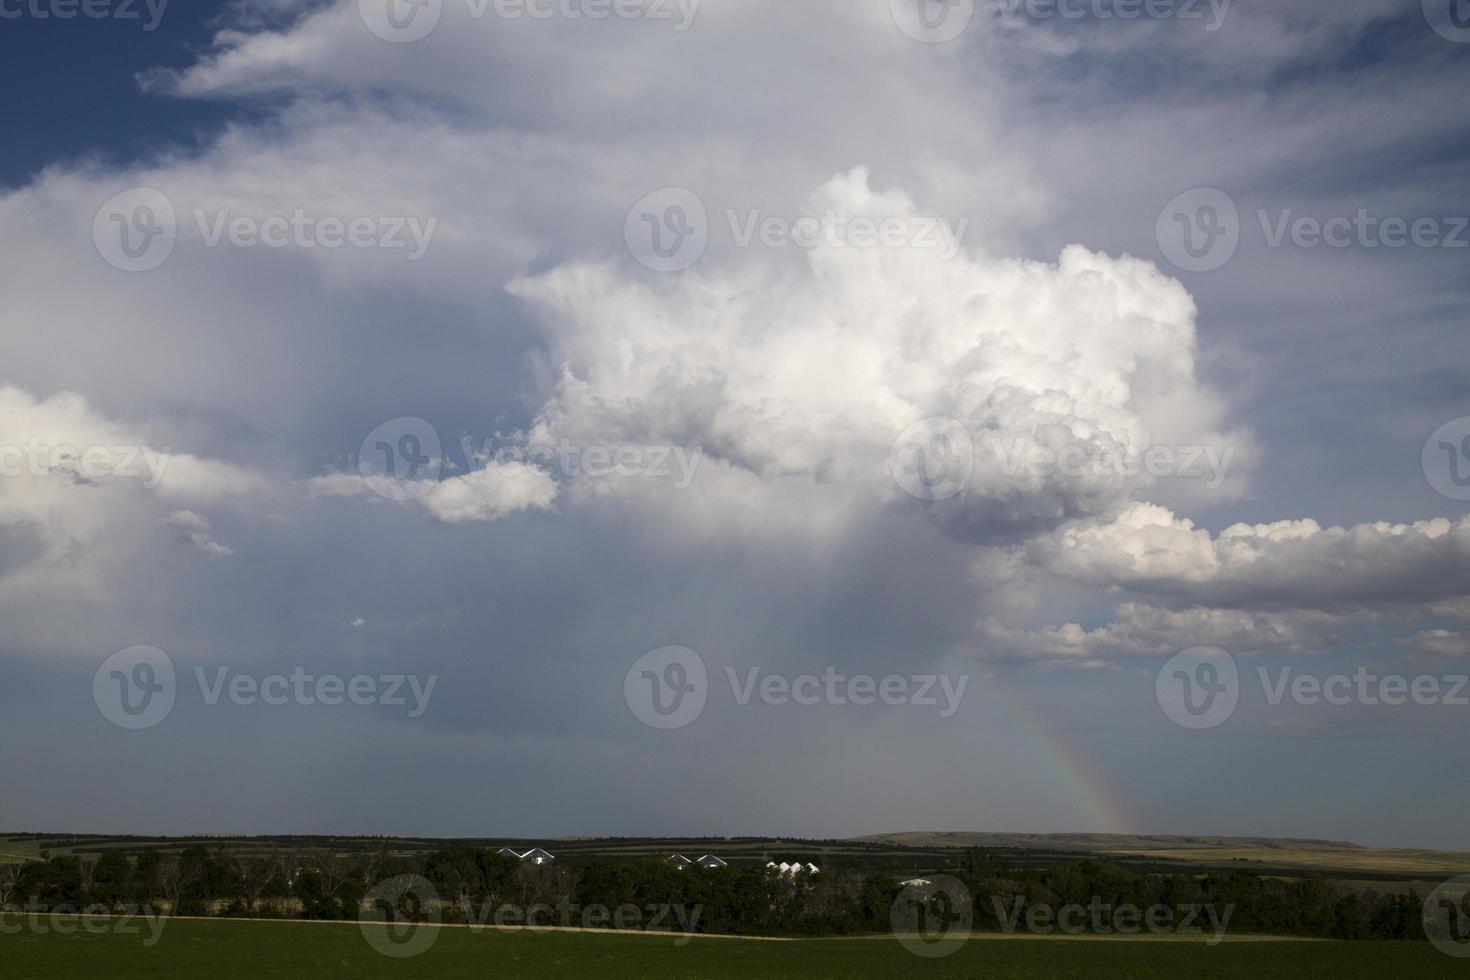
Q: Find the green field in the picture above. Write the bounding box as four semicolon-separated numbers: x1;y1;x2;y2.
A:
1;917;1463;979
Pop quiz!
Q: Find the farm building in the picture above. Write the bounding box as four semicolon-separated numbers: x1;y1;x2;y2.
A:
667;854;693;870
498;847;556;865
696;854;728;869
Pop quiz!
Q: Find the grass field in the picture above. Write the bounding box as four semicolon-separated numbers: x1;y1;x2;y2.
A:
1106;847;1470;877
857;832;1470;889
1;917;1464;979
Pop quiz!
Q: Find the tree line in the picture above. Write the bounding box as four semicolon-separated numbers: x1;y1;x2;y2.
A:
0;845;1429;941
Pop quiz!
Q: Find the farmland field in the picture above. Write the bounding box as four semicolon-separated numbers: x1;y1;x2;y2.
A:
860;833;1470;875
0;917;1464;979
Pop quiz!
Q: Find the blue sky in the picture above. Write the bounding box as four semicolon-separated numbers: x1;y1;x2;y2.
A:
0;3;239;188
1;0;1469;849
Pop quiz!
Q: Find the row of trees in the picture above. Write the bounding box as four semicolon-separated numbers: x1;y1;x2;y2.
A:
949;849;1426;941
2;847;388;920
0;846;1431;941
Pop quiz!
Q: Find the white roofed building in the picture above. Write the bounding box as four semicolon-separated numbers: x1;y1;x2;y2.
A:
768;860;819;878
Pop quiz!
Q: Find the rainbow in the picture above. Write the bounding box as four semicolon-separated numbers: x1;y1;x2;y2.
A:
986;677;1132;836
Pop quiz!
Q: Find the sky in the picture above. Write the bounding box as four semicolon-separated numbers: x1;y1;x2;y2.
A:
1;0;1468;850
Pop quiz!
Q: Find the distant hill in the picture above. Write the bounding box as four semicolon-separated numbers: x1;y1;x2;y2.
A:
854;832;1367;851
